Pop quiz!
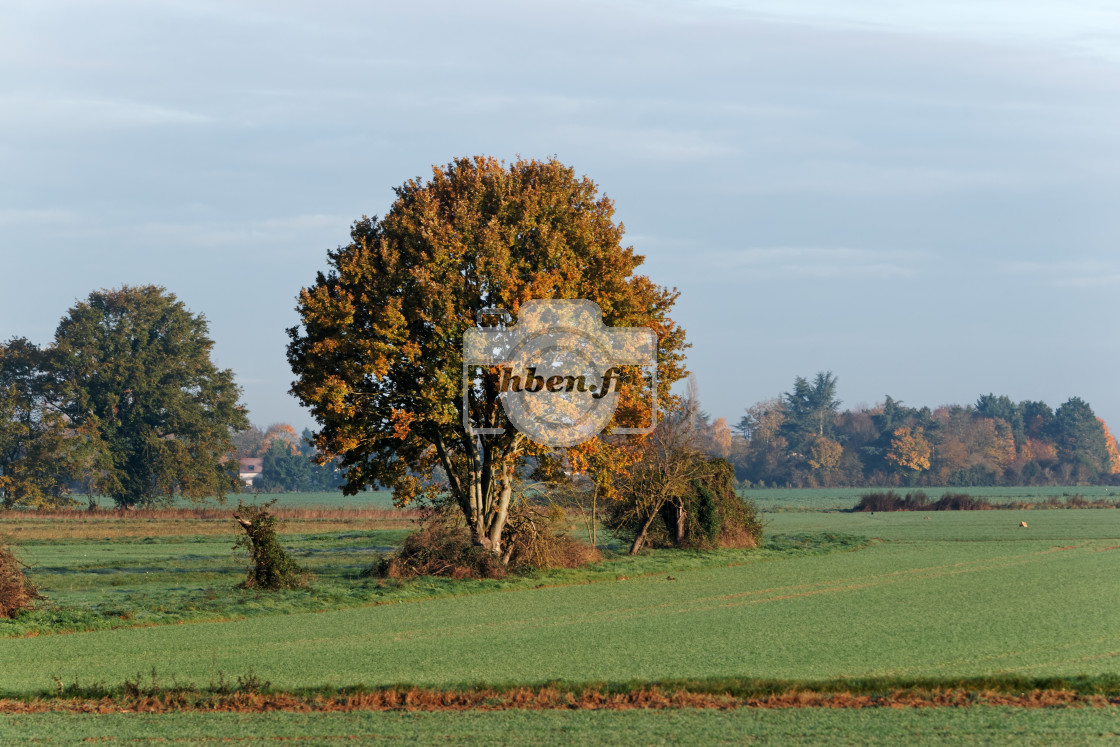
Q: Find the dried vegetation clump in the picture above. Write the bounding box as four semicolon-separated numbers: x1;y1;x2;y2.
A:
2;685;1117;714
374;502;599;580
0;542;43;618
374;509;508;580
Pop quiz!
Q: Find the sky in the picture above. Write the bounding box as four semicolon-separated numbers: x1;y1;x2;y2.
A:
2;1;1119;433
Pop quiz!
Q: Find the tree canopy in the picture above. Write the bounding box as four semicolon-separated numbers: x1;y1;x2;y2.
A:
0;338;100;508
51;286;249;507
288;156;688;555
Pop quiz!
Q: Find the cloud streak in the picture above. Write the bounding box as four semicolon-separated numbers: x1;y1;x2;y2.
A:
1003;259;1120;288
0;95;216;129
693;247;928;279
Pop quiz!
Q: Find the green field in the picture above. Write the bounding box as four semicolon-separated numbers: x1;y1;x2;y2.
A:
2;511;1118;690
3;708;1118;745
2;494;1118;743
741;485;1120;511
77;485;1120;512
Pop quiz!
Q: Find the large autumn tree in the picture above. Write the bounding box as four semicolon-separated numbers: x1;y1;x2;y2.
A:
288;156;687;555
53;286;249;508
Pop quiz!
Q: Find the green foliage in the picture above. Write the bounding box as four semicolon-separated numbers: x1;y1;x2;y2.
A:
233;500;308;590
300;428;346;491
256;441;312;493
29;285;251;508
1049;397;1111;478
664;459;762;550
781;370;840;445
607;451;762;552
0;338;91;509
694;485;719;543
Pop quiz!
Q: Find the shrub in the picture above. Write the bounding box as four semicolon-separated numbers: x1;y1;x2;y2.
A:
233;499;308;590
0;541;43;618
607;456;763;552
854;491;993;512
937;492;988;511
682;458;763;550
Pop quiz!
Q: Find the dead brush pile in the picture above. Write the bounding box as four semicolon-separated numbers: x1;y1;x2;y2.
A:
0;541;43;618
373;502;598;580
374;509;508;580
503;503;600;570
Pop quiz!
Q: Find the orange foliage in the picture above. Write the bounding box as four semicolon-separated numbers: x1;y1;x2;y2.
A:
807;435;842;472
287;156;689;552
1099;418;1120;474
708;417;732;458
886;426;931;473
259;423;301;456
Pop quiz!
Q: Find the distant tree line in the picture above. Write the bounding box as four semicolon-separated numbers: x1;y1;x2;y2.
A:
699;372;1120;488
231;422;344;493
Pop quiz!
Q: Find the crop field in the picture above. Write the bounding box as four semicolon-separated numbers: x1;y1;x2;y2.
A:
3;707;1119;745
76;484;1120;512
741;484;1120;511
1;494;1118;743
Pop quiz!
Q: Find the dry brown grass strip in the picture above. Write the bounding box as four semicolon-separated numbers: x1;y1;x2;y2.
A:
0;506;422;541
2;687;1117;713
4;506;419;521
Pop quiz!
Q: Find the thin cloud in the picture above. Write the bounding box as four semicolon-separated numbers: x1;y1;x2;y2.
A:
127;214;351;250
555;124;742;161
0;208;83;227
695;247;928;279
1003;259;1120;287
0;95;215;129
700;0;1120;64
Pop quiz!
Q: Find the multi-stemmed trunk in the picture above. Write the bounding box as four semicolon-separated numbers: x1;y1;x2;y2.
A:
434;431;524;557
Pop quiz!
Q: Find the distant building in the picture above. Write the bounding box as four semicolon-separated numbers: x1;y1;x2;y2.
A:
238;457;264;486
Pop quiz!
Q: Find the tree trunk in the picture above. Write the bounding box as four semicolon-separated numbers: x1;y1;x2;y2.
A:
630;509;660;555
487;468;514;556
673;501;687;546
433;431;522;558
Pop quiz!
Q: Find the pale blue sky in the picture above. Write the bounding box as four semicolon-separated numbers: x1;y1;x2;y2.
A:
2;1;1118;431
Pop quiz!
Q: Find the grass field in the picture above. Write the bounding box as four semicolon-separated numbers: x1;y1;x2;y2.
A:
77;484;1120;512
2;511;1117;690
741;485;1120;511
3;707;1118;745
1;490;1118;743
